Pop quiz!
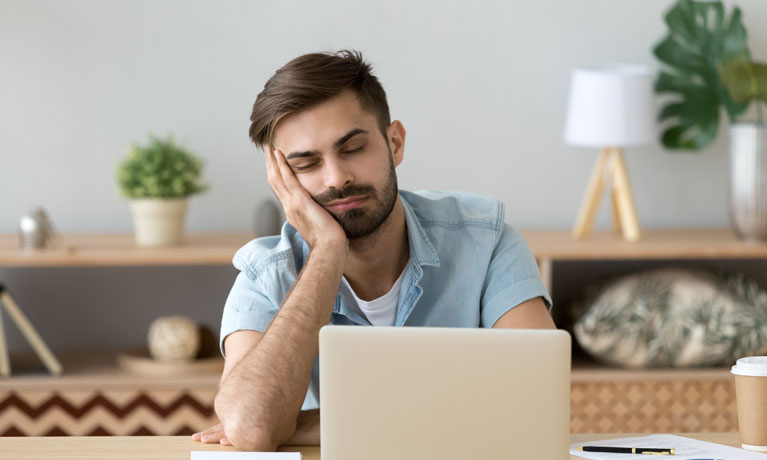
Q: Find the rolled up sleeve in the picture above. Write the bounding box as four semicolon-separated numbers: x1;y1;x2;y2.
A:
219;271;279;358
480;224;552;327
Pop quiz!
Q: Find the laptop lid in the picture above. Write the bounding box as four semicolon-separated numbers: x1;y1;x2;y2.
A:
319;326;571;460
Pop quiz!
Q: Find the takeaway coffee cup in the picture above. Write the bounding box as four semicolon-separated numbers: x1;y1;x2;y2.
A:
731;356;767;452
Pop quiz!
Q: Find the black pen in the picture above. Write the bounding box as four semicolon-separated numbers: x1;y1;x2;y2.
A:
575;446;676;455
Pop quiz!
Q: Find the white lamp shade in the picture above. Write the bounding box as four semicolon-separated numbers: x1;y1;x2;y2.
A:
564;66;656;148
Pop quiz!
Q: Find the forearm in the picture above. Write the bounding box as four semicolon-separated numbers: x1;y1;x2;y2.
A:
216;243;344;450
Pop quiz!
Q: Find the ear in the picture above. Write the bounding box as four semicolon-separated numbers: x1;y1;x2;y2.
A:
387;120;406;167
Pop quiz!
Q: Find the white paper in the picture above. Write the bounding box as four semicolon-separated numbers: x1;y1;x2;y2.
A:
191;452;301;460
571;434;766;460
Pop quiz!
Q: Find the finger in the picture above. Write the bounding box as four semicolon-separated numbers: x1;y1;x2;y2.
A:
198;423;226;443
264;147;288;197
263;145;278;177
272;149;309;210
192;424;219;441
273;149;308;196
220;437;232;446
200;432;224;443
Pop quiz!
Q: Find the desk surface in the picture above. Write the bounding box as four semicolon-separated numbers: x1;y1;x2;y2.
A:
0;433;744;460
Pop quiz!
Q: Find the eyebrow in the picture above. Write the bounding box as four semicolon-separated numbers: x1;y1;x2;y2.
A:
285;128;369;160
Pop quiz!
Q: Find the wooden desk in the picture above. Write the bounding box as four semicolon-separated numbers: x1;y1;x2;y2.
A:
0;433;745;459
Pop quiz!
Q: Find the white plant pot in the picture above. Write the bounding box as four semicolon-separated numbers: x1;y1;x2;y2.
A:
729;122;767;242
130;198;188;247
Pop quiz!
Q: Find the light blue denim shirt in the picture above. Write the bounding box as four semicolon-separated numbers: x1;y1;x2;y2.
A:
220;190;551;410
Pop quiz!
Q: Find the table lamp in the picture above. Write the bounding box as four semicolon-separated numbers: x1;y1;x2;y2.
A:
564;66;655;242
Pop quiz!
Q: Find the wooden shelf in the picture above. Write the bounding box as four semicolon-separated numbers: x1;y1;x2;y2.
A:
569;355;732;382
0;353;222;389
2;228;764;267
524;228;767;260
0;233;254;267
0;352;733;388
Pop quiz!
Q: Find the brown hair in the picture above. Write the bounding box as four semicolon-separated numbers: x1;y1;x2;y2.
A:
248;49;391;149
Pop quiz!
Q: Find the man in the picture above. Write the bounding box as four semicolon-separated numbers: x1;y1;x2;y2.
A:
192;49;555;451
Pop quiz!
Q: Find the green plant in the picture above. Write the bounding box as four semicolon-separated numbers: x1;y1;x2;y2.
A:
653;0;767;151
117;134;208;199
719;58;767;106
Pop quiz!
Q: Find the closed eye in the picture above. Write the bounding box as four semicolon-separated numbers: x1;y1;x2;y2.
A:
342;146;364;154
292;145;364;172
292;162;318;172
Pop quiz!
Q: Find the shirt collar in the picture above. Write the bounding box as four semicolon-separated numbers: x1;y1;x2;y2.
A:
400;191;440;268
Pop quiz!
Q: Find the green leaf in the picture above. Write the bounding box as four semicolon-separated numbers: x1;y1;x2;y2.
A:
116;134;208;199
722;8;749;61
719;58;767;104
654;36;705;76
655;71;705;94
653;0;750;151
664;0;697;44
658;102;684;121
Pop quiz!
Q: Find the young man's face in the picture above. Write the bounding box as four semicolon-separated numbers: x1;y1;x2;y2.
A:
271;89;405;240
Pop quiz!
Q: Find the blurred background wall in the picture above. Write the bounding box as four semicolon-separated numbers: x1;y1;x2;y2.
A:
1;0;765;354
5;0;767;232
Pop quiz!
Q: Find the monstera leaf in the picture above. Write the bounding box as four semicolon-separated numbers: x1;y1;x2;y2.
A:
653;0;750;150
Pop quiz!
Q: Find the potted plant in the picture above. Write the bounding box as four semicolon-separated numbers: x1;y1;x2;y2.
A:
117;134;208;247
653;0;767;241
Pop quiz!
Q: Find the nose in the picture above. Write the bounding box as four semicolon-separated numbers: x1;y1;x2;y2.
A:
323;156;354;191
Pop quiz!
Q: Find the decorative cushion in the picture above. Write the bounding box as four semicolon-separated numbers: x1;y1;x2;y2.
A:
572;269;767;367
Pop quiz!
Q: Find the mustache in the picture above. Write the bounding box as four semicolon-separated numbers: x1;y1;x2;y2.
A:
313;184;377;206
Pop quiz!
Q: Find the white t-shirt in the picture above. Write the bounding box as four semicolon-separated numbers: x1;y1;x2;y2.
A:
339;268;407;327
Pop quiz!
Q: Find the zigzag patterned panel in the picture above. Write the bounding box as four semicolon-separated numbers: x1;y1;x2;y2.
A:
0;389;218;436
0;381;739;436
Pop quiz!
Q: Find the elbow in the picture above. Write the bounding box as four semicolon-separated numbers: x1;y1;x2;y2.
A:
227;418;297;451
215;407;279;451
214;393;292;452
226;424;279;452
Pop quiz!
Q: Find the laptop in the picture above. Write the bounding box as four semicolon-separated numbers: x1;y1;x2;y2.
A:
319;326;571;460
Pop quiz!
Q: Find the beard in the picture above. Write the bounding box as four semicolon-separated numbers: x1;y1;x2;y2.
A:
312;153;398;240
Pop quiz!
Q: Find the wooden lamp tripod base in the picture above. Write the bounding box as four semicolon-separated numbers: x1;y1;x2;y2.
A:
572;147;642;242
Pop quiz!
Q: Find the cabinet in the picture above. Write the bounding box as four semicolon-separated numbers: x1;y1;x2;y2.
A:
527;228;766;433
0;230;764;435
0;233;247;436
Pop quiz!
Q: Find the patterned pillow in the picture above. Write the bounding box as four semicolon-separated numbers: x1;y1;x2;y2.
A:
572;269;767;367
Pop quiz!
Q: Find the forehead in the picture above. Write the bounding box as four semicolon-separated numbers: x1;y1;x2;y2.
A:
272;90;378;151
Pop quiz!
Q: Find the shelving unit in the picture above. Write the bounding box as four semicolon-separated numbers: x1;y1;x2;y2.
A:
0;233;247;436
0;229;764;435
526;228;766;434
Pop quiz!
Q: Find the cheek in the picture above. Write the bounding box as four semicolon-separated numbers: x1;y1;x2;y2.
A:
296;174;323;197
371;156;394;183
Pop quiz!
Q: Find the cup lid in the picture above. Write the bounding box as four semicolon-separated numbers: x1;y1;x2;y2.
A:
731;356;767;377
